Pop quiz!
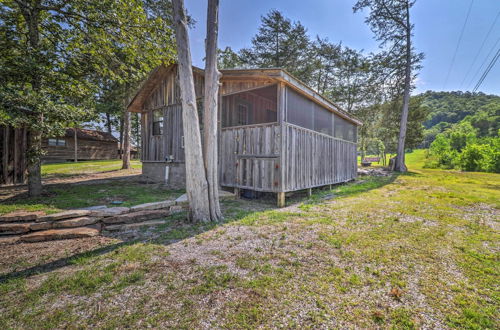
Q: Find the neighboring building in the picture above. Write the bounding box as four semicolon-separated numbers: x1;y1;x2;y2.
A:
128;64;362;206
42;128;118;162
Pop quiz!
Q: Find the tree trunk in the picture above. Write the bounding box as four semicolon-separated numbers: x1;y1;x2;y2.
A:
74;127;78;162
122;110;131;169
393;3;411;172
106;113;112;133
20;1;43;196
204;0;222;221
119;116;124;160
172;0;211;222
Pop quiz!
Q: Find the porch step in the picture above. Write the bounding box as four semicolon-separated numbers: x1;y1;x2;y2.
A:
20;227;100;243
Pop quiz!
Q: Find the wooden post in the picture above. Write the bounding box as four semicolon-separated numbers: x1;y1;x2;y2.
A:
277;192;285;208
74;127;78;162
234;187;240;199
307;188;312;197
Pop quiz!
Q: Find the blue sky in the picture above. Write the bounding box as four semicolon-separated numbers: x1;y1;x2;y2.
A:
185;0;500;95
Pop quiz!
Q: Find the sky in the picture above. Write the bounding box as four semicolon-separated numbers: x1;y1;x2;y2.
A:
184;0;500;95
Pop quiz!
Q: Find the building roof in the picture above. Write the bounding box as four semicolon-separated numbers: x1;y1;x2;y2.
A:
127;64;362;126
64;128;118;142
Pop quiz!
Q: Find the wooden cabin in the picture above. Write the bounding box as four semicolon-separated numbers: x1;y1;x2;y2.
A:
128;64;362;206
42;128;118;162
1;125;29;185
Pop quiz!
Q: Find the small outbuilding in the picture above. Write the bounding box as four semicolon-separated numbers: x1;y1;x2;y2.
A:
42;128;119;162
128;64;362;206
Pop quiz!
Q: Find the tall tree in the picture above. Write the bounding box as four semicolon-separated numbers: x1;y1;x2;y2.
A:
172;0;211;222
204;0;222;221
239;10;313;82
0;0;175;195
217;46;243;69
354;0;423;171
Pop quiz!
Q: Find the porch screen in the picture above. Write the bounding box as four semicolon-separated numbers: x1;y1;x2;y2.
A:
221;84;277;128
286;86;357;142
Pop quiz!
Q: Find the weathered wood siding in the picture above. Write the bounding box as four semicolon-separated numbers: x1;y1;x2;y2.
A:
0;125;28;185
141;104;184;162
141;66;203;162
42;138;117;161
219;123;281;192
282;123;357;192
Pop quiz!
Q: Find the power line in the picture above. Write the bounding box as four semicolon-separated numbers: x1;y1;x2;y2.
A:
467;36;500;90
472;47;500;92
442;0;474;90
459;10;500;89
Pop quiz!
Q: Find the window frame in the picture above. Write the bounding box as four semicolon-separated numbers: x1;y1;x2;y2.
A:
152;108;164;136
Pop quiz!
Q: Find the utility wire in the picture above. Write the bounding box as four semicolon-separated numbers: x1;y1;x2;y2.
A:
472;47;500;92
467;36;500;90
459;10;500;89
443;0;474;89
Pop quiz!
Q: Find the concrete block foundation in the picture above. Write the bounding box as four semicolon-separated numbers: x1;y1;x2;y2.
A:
142;162;186;189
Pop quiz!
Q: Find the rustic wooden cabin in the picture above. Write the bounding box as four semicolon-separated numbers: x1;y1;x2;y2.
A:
42;128;119;162
1;125;29;185
128;64;362;206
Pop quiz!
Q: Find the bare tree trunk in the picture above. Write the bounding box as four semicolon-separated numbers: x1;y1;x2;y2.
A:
203;0;222;221
122;110;131;169
74;127;78;162
394;3;411;172
119;116;123;160
106;113;112;133
173;0;211;222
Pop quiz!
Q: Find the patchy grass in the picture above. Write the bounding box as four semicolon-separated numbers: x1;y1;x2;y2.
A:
0;150;498;328
41;160;142;178
0;180;184;215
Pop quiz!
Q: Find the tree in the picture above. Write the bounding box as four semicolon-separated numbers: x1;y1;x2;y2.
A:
172;0;211;222
0;0;175;195
204;0;222;221
218;46;243;69
354;0;423;171
239;10;313;82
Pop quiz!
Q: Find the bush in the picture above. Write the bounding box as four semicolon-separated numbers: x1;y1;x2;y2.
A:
459;144;491;172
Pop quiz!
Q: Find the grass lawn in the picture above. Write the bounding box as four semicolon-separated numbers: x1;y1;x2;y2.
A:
1;150;498;328
0;160;182;215
41;159;142;178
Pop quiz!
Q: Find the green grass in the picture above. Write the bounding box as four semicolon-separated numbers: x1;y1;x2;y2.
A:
41;160;142;178
1;160;184;215
1;150;498;328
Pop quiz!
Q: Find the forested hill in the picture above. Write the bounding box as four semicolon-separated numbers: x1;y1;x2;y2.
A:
420;91;500;129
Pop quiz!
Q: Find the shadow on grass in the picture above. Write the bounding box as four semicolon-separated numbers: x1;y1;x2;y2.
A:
0;174;395;284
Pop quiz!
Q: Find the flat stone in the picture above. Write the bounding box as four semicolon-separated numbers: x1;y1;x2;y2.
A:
78;205;107;211
103;210;170;225
53;216;99;229
169;205;185;213
219;190;236;200
37;210;91;222
20;227;100;243
91;207;130;217
0;223;32;235
175;194;188;205
0;211;45;222
105;220;167;232
30;221;54;231
130;200;174;212
0;236;20;245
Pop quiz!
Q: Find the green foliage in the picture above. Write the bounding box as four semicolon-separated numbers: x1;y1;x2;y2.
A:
426;118;499;173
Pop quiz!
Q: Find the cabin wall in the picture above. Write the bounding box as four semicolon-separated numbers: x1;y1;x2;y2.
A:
282;123;357;192
1;125;28;185
219;123;281;192
42;138;117;162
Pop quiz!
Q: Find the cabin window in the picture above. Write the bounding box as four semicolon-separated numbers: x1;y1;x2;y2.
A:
48;138;66;147
152;109;164;136
222;84;278;128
